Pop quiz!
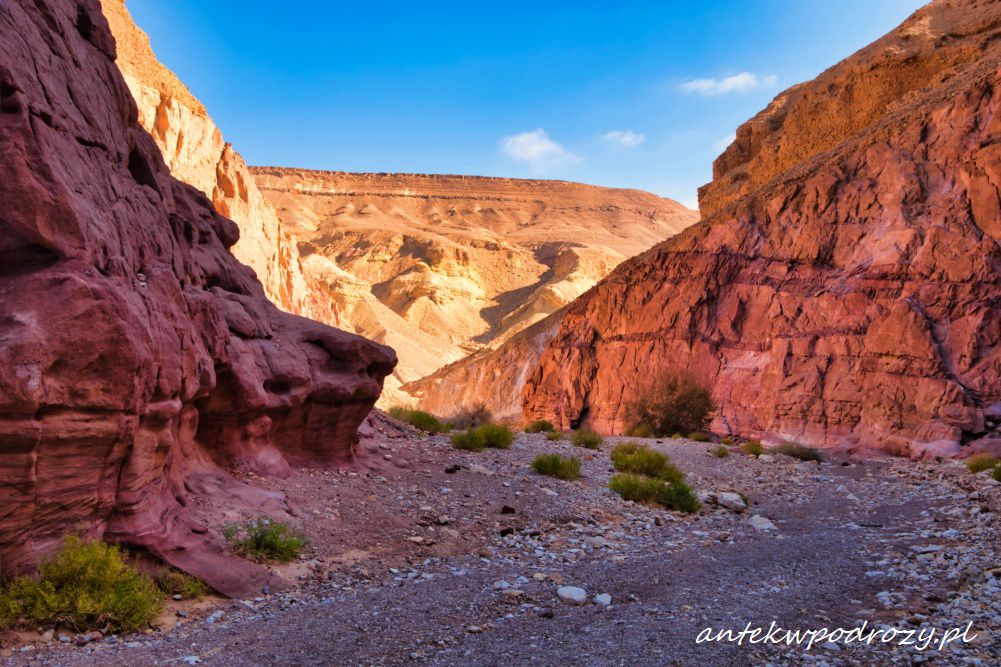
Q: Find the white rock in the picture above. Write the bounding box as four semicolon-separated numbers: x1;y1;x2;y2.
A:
759;455;776;463
717;492;747;511
556;585;588;604
593;593;612;606
748;515;777;531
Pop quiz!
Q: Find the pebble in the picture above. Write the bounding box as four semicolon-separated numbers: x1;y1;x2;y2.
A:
556;585;588;604
593;593;612;606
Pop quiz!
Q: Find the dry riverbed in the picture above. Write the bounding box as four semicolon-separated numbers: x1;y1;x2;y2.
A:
2;431;999;666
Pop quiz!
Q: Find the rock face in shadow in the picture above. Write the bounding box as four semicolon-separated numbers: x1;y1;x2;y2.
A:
0;0;395;596
252;168;698;406
523;0;1001;458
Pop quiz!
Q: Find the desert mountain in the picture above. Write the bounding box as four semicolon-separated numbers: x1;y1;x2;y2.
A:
252;168;697;405
0;0;394;596
522;0;1001;457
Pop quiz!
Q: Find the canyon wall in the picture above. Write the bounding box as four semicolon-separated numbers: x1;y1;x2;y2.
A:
523;0;1001;457
0;0;394;595
253;168;697;408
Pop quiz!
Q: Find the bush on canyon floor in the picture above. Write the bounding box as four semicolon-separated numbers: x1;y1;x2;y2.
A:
771;443;825;463
0;537;162;633
966;453;999;473
607;474;700;514
476;423;515;449
711;445;730;458
223;519;306;562
625;374;716;438
451;429;486;451
545;431;564;441
388;407;448;434
686;431;712;442
525;419;555;434
154;568;207;599
740;440;765;457
449;403;493;430
532;454;581;481
610;443;683;484
624;423;655;438
993;465;1001;483
571;430;603;449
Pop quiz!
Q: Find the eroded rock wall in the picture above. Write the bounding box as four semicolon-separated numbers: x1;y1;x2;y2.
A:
0;0;395;595
523;0;1001;457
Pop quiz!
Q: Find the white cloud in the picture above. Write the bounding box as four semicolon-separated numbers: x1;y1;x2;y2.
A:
680;72;777;96
713;133;736;152
600;130;646;148
499;129;580;170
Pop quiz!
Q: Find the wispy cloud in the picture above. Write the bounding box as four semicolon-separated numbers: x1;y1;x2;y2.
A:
600;130;645;148
681;195;700;211
499;129;580;170
713;133;736;152
680;72;777;96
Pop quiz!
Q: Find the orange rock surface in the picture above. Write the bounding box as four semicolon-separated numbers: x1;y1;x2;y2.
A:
523;0;1001;457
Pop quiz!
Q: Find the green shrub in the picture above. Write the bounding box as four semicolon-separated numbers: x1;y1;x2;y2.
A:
223;519;306;562
740;440;764;457
966;453;999;473
610;442;683;483
657;481;701;514
711;444;730;458
607;474;700;514
686;431;711;442
388;407;448;433
449;403;493;430
720;436;734;445
625;374;716;437
532;454;581;481
154;568;206;599
451;429;486;451
476;423;514;449
625;424;654;438
993;465;1001;483
525;419;555;433
571;430;603;449
772;442;824;462
545;430;563;441
0;537;162;633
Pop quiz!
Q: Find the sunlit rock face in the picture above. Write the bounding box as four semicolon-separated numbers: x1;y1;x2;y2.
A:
252;168;697;408
522;0;1001;457
0;0;394;597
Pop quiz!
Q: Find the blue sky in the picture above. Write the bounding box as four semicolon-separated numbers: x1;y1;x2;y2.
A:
128;0;924;208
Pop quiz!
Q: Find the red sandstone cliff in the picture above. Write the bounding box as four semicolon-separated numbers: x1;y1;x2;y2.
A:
0;0;395;595
522;0;1001;457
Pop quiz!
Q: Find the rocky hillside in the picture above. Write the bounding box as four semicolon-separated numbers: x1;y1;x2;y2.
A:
0;0;394;596
523;0;1001;458
252;168;697;405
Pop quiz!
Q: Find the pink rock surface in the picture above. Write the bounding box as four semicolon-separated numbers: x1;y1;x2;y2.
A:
0;0;395;596
522;0;1001;457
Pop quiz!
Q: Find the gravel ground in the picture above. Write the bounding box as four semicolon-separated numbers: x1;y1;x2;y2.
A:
2;432;998;666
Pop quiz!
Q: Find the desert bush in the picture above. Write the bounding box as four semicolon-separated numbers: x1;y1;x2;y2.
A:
223;519;306;562
720;436;734;445
449;403;493;430
610;442;683;483
740;440;764;457
993;465;1001;482
711;444;730;458
625;374;715;438
571;430;603;449
388;407;448;433
545;430;563;441
476;423;514;449
155;568;206;599
607;474;700;514
966;453;999;473
0;537;162;633
686;431;711;442
532;454;581;481
524;419;555;434
772;442;824;462
624;423;654;438
450;429;486;451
